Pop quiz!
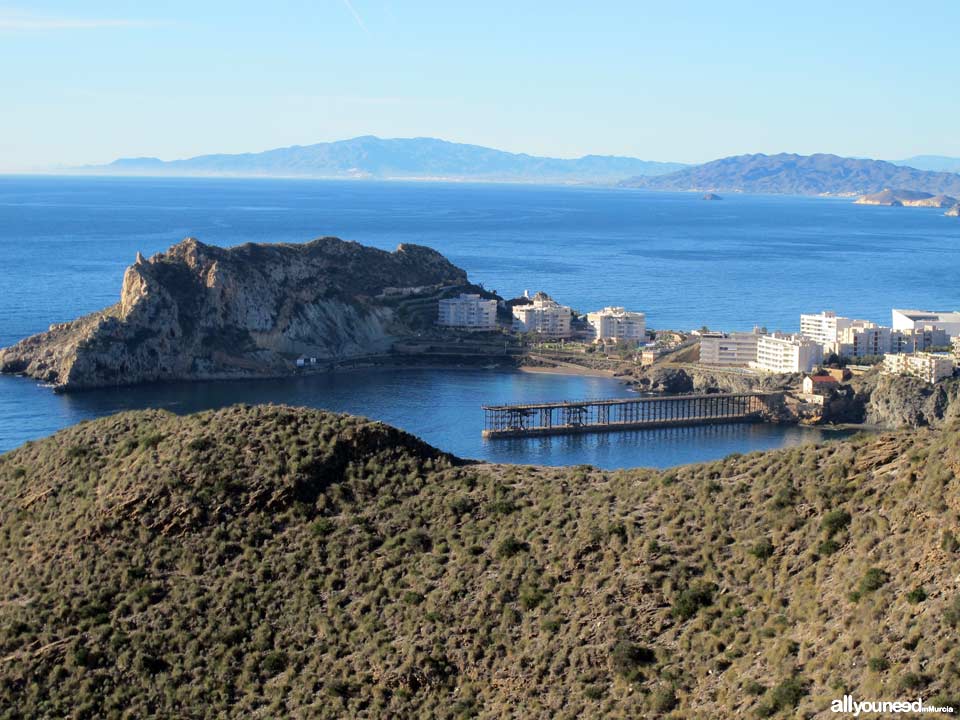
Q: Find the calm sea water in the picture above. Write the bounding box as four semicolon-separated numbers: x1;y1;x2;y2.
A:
1;175;956;463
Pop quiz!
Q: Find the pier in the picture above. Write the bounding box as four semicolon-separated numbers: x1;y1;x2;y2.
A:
482;392;782;438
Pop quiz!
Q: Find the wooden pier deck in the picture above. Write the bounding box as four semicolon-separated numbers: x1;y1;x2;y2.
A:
482;392;781;438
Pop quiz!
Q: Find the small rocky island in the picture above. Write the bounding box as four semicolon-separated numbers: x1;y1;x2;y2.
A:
702;192;722;201
947;204;960;217
854;188;957;207
0;237;473;391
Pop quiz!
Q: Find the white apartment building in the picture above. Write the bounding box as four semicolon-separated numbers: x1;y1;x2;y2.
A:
752;334;824;374
800;310;854;348
699;329;761;366
892;309;960;339
586;306;646;344
835;323;891;358
511;294;572;338
437;293;498;330
891;325;950;353
882;352;955;384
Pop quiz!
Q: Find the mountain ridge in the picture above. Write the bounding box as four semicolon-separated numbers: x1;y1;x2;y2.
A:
78;135;686;183
621;152;960;197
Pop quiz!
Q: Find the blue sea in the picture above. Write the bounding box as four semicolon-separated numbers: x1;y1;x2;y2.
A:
1;176;957;464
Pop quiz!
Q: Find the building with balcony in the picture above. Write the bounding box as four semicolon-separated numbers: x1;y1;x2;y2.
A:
511;293;572;338
882;352;955;384
752;334;823;374
699;329;761;366
586;306;646;344
437;293;498;330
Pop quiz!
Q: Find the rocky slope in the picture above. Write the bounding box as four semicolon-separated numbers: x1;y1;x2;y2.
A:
852;372;960;428
1;405;959;718
0;237;469;390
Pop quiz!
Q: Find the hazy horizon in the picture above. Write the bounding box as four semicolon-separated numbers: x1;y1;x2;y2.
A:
4;1;960;171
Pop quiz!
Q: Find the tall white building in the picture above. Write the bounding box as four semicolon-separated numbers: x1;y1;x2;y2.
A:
800;310;854;347
892;309;960;339
752;334;823;374
586;306;646;344
699;329;761;366
882;352;955;384
437;293;498;330
511;294;572;338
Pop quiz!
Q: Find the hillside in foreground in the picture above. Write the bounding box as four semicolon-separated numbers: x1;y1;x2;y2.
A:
1;405;959;718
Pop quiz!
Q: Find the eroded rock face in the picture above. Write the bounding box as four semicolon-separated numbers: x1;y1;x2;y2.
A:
854;373;960;428
0;237;468;390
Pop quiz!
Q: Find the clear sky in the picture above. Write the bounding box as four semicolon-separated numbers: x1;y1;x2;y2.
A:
3;1;960;171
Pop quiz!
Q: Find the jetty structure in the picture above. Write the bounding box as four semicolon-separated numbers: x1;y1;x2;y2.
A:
482;391;782;439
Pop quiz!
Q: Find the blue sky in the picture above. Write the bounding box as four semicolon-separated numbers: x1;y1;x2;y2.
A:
3;1;959;170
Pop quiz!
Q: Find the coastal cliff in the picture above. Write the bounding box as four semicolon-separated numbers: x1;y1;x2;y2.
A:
0;237;469;390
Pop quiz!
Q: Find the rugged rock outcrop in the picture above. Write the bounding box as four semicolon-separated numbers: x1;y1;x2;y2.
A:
0;237;469;390
947;204;960;217
630;364;800;395
853;372;960;428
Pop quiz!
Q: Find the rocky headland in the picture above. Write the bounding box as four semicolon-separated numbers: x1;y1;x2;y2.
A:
0;237;471;391
854;188;958;207
947;204;960;217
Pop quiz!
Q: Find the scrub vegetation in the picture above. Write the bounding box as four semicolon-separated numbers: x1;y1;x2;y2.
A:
1;405;958;718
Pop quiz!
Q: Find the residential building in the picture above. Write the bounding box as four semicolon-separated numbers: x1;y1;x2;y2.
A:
586;306;646;344
891;325;950;353
802;375;839;395
800;310;854;348
437;293;498;330
752;334;823;374
892;309;960;339
699;329;761;366
882;352;955;384
511;293;572;338
835;323;891;358
954;336;960;359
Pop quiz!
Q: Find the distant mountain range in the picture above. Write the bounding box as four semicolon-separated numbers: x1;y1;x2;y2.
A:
80;136;686;183
620;153;960;197
893;155;960;174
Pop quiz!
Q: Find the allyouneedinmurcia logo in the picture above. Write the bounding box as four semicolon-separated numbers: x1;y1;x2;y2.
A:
831;695;954;716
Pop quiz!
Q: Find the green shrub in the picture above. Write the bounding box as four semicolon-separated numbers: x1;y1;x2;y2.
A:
497;537;529;558
821;509;851;537
650;686;678;713
749;538;775;560
817;539;840;556
519;586;546;610
868;657;890;672
744;680;766;696
943;595;960;627
610;641;656;679
672;583;715;621
859;568;889;594
906;586;927;603
261;651;288;676
768;677;807;712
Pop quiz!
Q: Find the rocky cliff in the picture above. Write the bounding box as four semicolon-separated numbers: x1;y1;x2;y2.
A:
853;372;960;428
0;237;468;390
